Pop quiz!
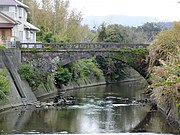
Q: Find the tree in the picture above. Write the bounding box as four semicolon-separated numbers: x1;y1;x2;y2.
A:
138;22;165;42
105;24;129;43
97;24;132;43
22;0;92;42
97;23;107;42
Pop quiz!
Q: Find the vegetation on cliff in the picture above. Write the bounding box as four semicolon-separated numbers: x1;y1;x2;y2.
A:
55;58;104;88
18;58;104;90
18;63;56;91
17;64;42;90
0;68;10;100
148;21;180;119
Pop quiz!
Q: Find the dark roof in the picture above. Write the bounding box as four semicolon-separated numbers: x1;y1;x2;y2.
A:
0;23;14;28
0;0;29;9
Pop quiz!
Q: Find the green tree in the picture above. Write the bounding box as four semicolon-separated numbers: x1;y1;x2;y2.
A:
105;24;129;43
24;0;92;43
138;22;165;42
97;24;133;43
97;23;107;42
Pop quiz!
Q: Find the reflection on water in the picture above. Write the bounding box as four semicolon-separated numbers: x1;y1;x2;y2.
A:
0;79;177;134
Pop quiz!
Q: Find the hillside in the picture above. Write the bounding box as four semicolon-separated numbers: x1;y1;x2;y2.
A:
82;15;172;29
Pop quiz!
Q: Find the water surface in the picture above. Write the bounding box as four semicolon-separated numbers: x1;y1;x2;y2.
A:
0;79;177;134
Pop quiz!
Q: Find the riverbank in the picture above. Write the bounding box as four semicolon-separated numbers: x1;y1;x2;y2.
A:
147;21;180;129
145;86;180;132
158;105;180;133
36;76;146;101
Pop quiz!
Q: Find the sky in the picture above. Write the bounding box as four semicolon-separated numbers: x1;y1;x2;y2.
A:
68;0;180;21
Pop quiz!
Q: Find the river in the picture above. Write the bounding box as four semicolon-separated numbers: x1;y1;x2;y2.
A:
0;78;177;134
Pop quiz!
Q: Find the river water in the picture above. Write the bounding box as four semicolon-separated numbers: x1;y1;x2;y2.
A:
0;78;177;134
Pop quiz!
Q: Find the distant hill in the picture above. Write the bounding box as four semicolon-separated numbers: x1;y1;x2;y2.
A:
159;22;173;29
82;15;170;29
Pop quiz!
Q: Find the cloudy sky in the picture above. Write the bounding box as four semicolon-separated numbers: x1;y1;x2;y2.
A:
68;0;180;21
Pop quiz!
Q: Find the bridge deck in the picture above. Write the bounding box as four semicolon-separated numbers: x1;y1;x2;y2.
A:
18;42;149;50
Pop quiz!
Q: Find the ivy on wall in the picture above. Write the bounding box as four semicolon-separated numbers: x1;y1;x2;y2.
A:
0;68;10;100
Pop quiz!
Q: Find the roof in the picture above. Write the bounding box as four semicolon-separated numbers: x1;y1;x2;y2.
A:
0;0;29;9
24;22;40;31
0;11;16;24
0;23;14;28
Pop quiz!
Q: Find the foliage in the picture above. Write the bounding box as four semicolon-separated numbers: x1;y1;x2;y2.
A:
0;45;5;49
112;48;148;77
0;68;10;100
137;22;166;42
97;23;107;42
25;0;92;43
55;58;104;87
70;58;104;80
148;21;180;118
45;73;56;91
97;22;165;43
97;24;132;43
55;67;72;87
17;64;42;90
96;56;127;83
18;63;57;91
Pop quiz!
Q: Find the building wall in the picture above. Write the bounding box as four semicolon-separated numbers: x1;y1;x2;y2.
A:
0;5;37;43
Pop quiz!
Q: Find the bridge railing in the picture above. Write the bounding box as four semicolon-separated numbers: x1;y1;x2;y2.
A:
18;42;149;50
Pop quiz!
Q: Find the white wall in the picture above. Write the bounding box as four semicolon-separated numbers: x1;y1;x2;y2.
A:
1;5;37;43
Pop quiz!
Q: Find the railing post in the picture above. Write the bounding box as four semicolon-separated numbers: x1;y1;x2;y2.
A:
16;41;21;49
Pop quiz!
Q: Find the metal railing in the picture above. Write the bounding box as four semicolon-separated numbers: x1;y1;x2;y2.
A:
18;42;149;50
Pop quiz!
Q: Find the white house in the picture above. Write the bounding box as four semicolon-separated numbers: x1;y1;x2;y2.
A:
0;0;39;46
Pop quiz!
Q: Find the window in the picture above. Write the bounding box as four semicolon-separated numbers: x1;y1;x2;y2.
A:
9;6;15;13
31;32;35;42
19;31;23;42
24;10;27;19
19;8;23;18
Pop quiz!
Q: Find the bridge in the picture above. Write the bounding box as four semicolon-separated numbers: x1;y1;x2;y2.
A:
18;42;149;67
18;42;149;50
0;42;149;106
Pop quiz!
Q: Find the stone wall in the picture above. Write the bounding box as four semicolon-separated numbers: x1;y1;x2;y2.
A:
0;55;22;111
0;50;37;111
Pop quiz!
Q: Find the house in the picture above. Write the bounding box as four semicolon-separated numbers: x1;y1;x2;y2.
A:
0;0;39;46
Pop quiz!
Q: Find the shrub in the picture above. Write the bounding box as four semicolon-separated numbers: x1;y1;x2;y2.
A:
55;67;72;87
0;45;5;49
0;68;10;100
148;21;180;118
18;64;42;90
